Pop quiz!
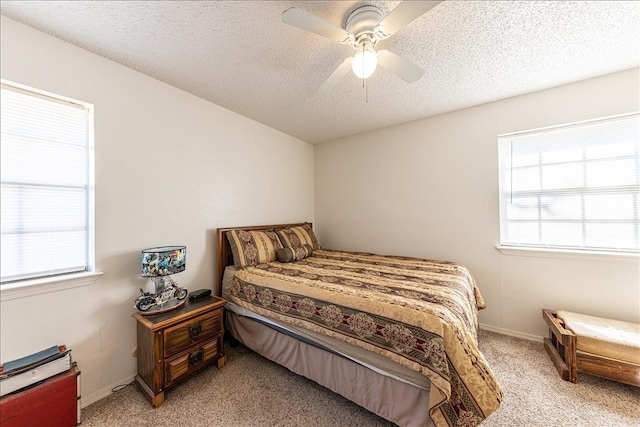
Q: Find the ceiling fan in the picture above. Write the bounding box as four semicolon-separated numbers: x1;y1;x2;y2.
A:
282;1;442;93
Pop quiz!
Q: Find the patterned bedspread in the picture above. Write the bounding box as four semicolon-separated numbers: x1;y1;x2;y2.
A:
228;249;503;427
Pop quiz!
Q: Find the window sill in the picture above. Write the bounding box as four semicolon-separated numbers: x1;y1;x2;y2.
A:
0;272;103;302
495;245;639;263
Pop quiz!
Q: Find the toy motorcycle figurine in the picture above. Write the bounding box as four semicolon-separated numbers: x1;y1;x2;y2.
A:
134;280;188;312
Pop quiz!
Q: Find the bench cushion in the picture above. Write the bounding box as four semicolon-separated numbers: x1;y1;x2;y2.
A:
557;310;640;366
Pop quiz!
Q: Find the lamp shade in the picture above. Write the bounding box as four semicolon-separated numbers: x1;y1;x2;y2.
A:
141;246;186;277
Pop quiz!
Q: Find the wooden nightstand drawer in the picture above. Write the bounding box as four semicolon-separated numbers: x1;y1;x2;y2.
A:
165;340;218;386
164;311;220;357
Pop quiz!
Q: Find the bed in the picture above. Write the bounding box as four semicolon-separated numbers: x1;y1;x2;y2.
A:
216;223;502;427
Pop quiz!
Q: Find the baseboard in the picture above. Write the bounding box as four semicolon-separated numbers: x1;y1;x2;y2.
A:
479;323;543;342
80;374;136;408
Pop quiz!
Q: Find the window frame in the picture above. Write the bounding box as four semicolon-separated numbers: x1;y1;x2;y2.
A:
497;112;640;258
0;79;101;300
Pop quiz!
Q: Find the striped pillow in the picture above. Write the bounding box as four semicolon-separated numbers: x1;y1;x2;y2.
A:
226;229;283;267
276;223;320;250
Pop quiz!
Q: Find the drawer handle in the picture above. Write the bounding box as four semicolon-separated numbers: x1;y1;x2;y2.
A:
189;349;203;366
189;323;202;339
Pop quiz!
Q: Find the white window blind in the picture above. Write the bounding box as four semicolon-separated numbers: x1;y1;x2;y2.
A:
1;82;94;283
498;113;640;254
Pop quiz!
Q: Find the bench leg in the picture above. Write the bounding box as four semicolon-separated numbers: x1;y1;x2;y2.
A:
542;309;578;383
565;334;577;383
544;338;571;381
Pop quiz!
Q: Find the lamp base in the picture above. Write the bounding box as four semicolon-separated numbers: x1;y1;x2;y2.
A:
151;276;171;293
134;275;189;314
137;298;186;316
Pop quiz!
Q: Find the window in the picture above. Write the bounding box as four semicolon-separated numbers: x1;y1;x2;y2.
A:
1;81;95;286
498;113;639;254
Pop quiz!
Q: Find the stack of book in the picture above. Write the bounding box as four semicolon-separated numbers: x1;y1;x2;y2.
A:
0;345;72;397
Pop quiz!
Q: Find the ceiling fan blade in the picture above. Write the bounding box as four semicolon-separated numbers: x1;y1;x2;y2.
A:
282;8;352;43
376;1;441;39
318;58;353;94
377;50;425;83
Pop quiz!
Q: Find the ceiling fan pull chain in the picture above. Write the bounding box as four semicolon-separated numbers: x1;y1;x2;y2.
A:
361;43;368;103
361;43;366;88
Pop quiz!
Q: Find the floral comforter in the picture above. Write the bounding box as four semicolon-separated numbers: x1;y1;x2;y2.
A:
228;249;502;427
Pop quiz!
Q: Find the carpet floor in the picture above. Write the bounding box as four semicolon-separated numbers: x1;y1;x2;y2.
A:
81;330;640;426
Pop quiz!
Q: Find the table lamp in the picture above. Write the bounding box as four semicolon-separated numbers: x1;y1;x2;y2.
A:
136;246;188;314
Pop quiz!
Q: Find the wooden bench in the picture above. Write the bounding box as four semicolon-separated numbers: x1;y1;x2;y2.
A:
542;309;640;387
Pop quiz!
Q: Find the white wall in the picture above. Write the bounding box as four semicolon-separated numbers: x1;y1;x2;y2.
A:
0;16;314;406
315;68;640;339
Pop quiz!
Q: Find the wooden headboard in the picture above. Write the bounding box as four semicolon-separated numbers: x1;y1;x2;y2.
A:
215;223;310;295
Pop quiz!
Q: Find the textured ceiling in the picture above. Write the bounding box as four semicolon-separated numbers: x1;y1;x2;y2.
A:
1;1;639;144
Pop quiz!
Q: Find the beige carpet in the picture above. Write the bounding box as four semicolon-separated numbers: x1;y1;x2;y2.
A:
81;330;640;426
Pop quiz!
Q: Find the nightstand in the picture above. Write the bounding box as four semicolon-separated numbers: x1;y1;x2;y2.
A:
133;295;226;407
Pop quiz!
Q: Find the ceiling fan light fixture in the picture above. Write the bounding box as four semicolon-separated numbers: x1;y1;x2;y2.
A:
282;1;436;92
352;40;378;79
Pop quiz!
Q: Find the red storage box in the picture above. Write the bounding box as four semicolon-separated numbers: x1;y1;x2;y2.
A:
0;363;80;427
